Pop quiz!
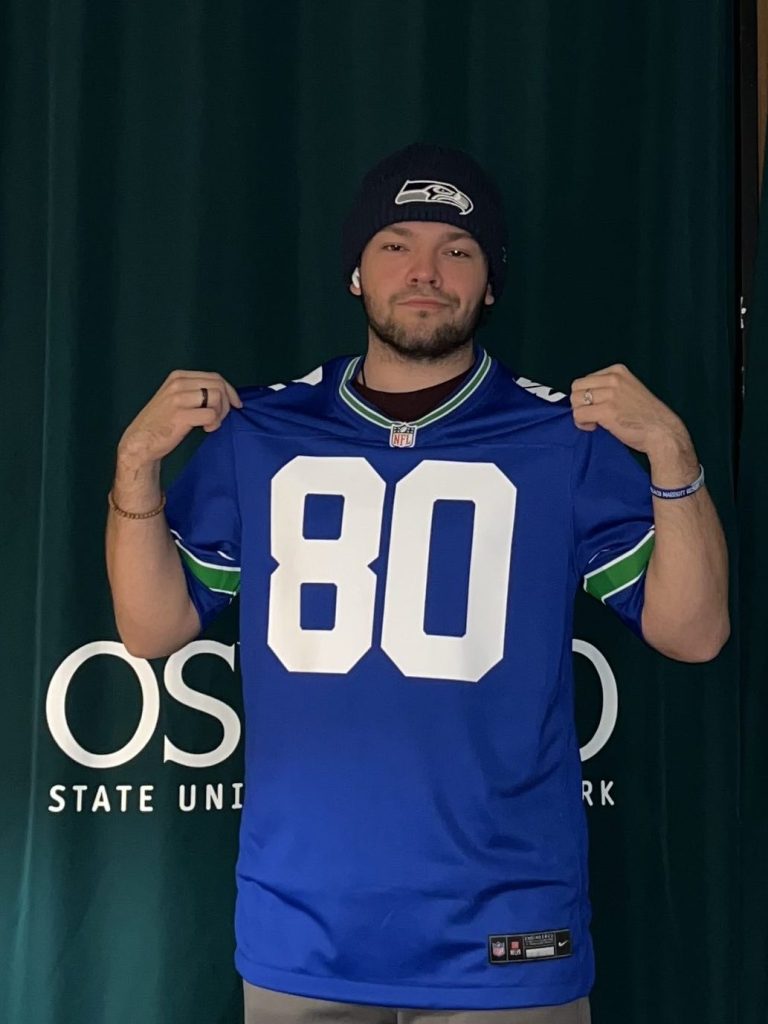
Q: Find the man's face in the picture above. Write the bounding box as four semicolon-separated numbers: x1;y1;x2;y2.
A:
351;221;495;361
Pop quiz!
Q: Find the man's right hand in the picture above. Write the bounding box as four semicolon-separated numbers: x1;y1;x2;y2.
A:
117;370;243;471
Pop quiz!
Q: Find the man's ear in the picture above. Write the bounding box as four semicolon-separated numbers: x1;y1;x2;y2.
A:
484;282;495;306
349;267;362;296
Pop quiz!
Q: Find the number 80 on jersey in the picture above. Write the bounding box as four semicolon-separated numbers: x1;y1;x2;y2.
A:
267;456;517;683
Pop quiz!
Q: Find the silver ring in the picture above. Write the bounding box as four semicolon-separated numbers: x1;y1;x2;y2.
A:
583;389;593;406
200;387;209;409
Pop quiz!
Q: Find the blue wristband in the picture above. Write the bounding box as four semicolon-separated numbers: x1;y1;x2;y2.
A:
649;464;705;499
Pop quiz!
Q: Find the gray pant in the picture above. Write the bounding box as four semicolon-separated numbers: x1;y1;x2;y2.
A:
243;981;591;1024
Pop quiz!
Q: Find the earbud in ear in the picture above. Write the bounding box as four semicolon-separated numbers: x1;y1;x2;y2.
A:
351;267;361;289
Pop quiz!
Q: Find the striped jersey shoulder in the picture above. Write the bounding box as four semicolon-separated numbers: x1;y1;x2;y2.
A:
583;527;656;604
169;529;241;599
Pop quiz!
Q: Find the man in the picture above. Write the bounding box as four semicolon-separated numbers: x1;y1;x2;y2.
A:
106;144;729;1023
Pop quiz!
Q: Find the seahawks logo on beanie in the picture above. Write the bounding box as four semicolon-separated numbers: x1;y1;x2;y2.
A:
394;179;474;216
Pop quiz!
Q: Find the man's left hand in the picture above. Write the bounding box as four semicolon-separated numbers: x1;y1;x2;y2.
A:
570;363;691;461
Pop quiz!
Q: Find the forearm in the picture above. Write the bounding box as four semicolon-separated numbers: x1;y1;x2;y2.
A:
106;458;200;658
641;433;729;661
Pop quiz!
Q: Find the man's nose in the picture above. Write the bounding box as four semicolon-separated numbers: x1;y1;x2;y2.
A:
406;253;442;289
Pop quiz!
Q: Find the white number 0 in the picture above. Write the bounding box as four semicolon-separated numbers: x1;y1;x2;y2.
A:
267;457;517;683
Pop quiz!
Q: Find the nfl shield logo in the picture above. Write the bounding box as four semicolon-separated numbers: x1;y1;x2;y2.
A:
491;940;506;958
389;423;417;448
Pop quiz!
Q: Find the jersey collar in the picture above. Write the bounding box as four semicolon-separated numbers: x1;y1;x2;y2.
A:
338;348;493;431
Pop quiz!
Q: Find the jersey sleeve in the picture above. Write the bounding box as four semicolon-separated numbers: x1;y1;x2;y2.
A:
572;426;655;638
164;414;241;630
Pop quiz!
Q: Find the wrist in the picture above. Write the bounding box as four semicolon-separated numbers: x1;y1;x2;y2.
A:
113;454;162;510
645;426;699;488
115;445;161;478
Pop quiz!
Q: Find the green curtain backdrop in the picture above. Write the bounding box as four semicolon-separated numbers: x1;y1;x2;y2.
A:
1;2;743;1023
738;125;768;1024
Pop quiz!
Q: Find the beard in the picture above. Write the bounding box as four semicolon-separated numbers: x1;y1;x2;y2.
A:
361;290;486;362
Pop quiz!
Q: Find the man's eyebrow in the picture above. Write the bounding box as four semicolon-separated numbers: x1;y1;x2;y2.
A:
382;226;477;244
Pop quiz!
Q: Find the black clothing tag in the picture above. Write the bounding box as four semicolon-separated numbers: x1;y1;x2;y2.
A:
487;929;572;964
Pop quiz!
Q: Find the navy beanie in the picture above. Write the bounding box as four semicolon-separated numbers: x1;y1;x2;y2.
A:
342;143;508;298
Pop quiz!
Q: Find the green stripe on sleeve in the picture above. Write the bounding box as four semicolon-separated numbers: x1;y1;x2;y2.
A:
177;545;241;596
583;529;655;603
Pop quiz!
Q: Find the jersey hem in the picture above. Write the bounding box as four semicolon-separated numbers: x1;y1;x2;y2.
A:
235;952;591;1011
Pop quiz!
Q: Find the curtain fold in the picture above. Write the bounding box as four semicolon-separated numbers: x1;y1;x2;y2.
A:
736;116;768;1024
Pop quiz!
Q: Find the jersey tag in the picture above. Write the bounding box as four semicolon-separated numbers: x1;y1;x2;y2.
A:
487;929;572;964
389;423;418;448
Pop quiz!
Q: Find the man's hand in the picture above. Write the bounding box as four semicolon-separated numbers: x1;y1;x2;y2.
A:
118;370;243;470
570;363;700;488
569;363;692;460
113;369;242;516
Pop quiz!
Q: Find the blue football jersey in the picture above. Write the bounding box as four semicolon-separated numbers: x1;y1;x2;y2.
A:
165;348;654;1010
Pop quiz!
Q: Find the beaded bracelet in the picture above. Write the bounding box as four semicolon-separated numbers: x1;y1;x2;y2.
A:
649;464;705;500
108;490;167;519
